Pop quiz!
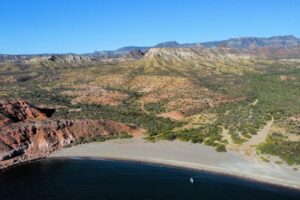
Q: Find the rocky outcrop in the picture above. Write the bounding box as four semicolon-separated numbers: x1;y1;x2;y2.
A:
0;100;141;169
138;47;256;75
143;47;251;62
0;100;48;124
0;50;145;67
23;54;95;67
126;50;145;59
0;113;11;127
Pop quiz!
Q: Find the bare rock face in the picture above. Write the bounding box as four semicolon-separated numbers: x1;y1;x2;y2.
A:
0;100;140;169
0;100;48;124
0;113;12;127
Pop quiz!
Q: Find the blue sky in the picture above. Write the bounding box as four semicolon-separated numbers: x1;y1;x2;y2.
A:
1;0;300;54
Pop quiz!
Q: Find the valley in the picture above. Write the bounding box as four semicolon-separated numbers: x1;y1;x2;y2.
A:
1;36;300;170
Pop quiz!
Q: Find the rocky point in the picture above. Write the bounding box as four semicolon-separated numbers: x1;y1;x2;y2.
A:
0;100;141;169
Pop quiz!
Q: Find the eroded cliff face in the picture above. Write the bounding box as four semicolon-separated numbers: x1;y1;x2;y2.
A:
0;100;48;124
0;100;141;169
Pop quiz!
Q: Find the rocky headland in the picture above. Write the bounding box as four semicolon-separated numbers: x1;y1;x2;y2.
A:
0;100;141;169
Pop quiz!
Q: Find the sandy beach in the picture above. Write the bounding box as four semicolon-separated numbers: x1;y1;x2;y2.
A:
50;137;300;190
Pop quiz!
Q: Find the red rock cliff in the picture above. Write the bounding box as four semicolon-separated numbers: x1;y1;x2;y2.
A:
0;100;140;169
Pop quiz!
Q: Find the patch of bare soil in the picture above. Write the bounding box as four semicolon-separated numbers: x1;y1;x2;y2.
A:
278;75;296;81
222;128;239;150
62;86;128;106
240;117;274;157
271;116;300;141
140;100;150;114
133;76;244;115
0;76;17;83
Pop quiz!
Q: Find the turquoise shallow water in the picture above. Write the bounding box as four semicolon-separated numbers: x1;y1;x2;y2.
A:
0;158;299;200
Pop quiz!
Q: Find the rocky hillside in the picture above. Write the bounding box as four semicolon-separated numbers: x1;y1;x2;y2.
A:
139;46;300;72
240;46;300;59
135;47;257;76
0;100;141;169
0;50;144;67
0;54;95;67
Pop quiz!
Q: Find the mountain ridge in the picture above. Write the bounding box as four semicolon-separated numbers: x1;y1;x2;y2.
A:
2;35;299;56
118;35;300;52
1;35;300;66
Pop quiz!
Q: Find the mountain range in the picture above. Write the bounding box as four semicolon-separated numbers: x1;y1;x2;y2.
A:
1;35;300;66
117;35;300;51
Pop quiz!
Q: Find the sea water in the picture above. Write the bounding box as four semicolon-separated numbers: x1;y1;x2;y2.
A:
0;159;299;200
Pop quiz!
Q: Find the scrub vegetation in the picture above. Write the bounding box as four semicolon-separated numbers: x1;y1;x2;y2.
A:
1;49;300;164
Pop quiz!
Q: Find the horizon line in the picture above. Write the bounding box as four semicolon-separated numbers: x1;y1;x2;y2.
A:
1;34;299;56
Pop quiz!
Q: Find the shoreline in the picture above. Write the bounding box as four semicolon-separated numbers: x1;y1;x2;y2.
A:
49;156;300;192
50;137;300;190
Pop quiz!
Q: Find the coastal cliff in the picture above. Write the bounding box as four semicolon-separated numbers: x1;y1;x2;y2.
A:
0;100;140;169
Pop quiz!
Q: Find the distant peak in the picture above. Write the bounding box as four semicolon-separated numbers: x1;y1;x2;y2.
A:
269;35;298;39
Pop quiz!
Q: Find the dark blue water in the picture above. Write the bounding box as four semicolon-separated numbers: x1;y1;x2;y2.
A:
0;159;299;200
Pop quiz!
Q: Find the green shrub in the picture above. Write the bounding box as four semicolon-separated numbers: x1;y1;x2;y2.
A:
215;144;227;152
